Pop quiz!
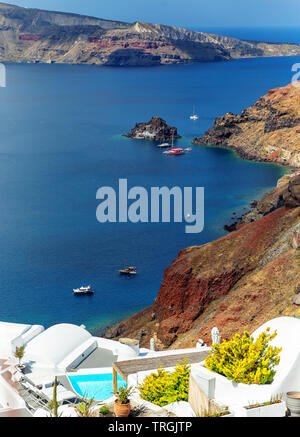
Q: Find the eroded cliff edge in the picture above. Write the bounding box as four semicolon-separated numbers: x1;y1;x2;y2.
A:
1;3;300;66
105;169;300;350
193;82;300;168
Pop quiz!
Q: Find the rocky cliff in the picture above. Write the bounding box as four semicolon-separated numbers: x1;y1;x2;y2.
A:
1;3;300;66
193;82;300;168
124;117;181;141
105;172;300;350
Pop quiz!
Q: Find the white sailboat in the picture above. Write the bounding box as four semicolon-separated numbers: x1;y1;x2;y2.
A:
157;126;171;148
190;106;199;120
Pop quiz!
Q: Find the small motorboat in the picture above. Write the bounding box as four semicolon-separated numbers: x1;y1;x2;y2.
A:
119;266;137;275
73;285;94;295
163;147;185;155
157;143;171;148
185;147;193;152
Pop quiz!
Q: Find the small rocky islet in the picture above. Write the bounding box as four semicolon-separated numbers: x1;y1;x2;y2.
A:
124;117;181;142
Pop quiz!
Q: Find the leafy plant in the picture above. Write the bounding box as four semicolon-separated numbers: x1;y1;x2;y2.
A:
139;360;191;407
200;407;230;417
246;393;283;409
115;385;135;405
14;346;25;365
100;405;110;415
205;328;281;385
74;395;99;417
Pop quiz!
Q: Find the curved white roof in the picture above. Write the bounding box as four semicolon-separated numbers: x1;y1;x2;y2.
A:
0;322;44;359
25;324;91;369
0;322;31;339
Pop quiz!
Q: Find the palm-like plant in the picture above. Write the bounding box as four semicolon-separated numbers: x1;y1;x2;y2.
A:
115;385;135;405
14;346;25;366
74;395;99;417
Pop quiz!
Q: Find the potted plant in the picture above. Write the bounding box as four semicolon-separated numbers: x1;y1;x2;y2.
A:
200;406;234;417
14;345;26;371
286;392;300;417
114;385;134;418
242;395;286;417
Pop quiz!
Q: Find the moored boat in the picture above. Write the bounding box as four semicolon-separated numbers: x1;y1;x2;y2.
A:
163;147;185;155
119;266;137;275
73;285;94;295
157;142;171;148
190;106;199;120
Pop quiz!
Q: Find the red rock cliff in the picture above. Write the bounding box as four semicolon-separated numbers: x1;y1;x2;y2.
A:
105;174;300;349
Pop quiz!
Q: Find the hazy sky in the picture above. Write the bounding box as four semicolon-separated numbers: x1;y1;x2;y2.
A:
2;0;300;28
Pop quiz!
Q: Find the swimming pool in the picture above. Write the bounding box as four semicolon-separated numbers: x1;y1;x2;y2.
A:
68;373;126;401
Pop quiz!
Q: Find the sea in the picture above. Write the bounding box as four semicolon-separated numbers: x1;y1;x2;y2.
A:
0;27;298;334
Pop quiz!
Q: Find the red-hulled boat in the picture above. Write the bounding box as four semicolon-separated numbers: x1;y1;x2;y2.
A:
119;266;137;275
163;147;185;155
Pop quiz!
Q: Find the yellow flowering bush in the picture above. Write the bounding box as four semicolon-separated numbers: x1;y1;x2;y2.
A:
139;360;190;406
205;328;281;385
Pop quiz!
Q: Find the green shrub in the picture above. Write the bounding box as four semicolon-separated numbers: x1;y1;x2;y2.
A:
100;405;110;415
139;360;191;407
205;328;281;385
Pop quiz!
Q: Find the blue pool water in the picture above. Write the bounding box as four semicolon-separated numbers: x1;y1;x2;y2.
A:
0;53;297;333
68;373;126;401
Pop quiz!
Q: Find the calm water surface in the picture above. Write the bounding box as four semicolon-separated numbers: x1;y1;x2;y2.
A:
0;54;296;333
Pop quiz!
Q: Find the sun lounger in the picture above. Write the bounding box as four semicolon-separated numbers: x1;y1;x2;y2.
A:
41;385;77;403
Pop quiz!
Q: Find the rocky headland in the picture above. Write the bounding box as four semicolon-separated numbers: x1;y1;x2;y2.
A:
124;117;181;142
2;3;300;66
105;85;300;350
193;82;300;168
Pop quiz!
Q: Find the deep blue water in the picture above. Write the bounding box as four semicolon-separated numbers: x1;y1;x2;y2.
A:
0;53;297;333
192;26;300;44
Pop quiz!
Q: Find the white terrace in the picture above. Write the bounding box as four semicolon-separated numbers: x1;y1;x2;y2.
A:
0;316;299;417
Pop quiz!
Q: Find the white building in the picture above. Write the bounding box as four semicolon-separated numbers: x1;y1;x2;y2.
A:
0;322;43;358
190;317;300;416
24;323;97;372
0;316;299;417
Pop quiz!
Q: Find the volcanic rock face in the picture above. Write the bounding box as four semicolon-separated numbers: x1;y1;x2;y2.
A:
225;172;300;231
104;84;300;350
1;3;300;66
193;83;300;167
124;117;181;142
104;86;300;350
105;173;300;349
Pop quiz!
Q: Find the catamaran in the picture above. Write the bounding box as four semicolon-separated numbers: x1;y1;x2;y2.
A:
163;147;185;155
163;132;185;155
